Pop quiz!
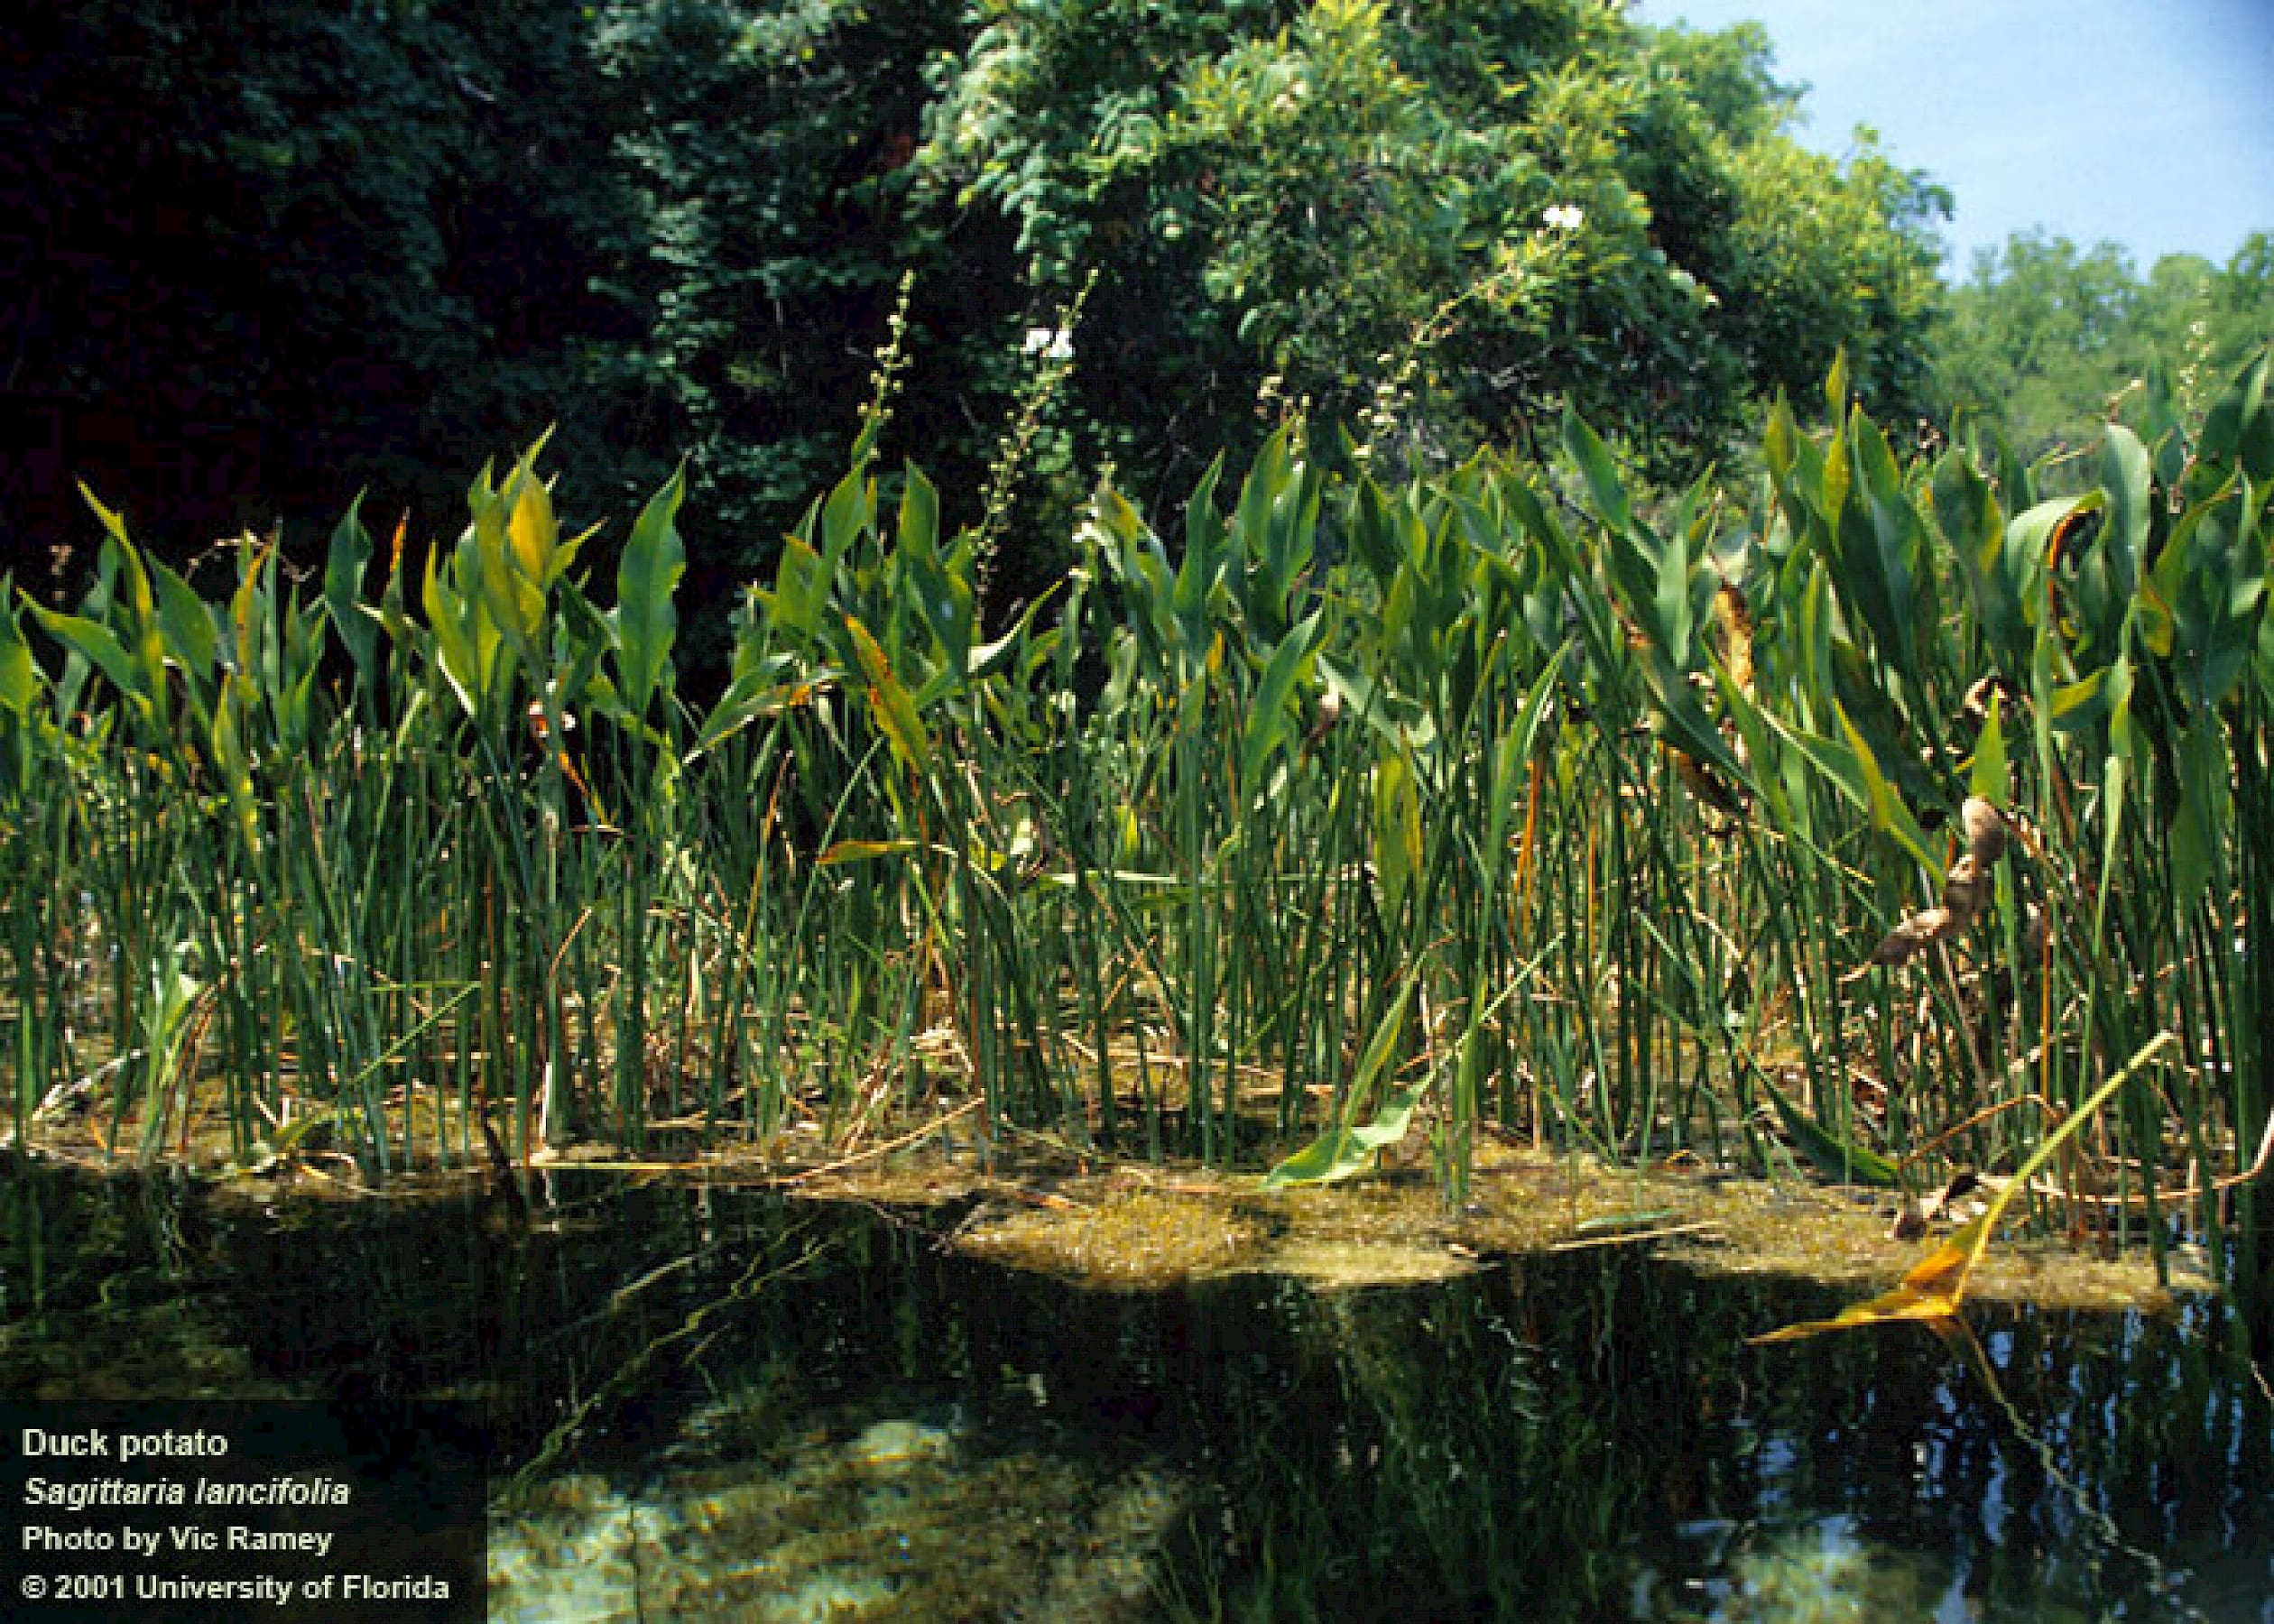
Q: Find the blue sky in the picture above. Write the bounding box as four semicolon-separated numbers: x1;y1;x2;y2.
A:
1632;0;2274;275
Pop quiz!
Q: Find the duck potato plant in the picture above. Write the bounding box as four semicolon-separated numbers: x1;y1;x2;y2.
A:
3;347;2269;1297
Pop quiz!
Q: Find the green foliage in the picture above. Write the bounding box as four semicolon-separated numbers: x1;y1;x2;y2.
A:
6;351;2267;1311
916;2;1948;490
1933;228;2274;462
1716;131;1948;418
9;0;1956;665
1;0;658;567
589;0;965;549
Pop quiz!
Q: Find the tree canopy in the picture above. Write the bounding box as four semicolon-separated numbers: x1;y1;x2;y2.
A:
914;0;1948;490
6;0;1955;641
1933;227;2274;464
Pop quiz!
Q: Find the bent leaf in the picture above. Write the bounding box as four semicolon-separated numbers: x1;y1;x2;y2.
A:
1748;1217;1986;1344
846;614;931;775
819;838;921;867
1752;1030;2177;1345
1755;1066;1900;1188
1264;977;1416;1188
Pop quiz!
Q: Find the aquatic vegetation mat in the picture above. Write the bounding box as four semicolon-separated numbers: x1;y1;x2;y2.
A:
820;1143;2217;1312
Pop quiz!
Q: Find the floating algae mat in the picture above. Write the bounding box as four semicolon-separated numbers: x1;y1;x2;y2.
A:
4;1156;2269;1619
833;1141;2220;1311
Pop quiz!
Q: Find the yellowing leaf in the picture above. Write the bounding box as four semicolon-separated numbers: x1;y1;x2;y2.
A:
506;461;557;588
818;838;921;866
1745;1278;1962;1344
1751;1032;2177;1347
845;614;931;774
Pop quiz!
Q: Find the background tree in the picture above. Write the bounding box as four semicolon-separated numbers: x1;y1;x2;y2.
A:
912;0;1949;502
5;0;1959;656
0;0;647;592
589;0;968;599
1931;228;2274;461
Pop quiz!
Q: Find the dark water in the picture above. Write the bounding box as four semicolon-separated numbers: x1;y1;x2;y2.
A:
2;1159;2269;1621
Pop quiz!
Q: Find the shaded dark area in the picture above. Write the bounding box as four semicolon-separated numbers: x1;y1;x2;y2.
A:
4;1161;2269;1619
2;2;670;595
4;0;1963;668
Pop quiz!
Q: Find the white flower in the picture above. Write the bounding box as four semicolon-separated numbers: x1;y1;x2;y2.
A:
1022;327;1074;360
1542;203;1585;232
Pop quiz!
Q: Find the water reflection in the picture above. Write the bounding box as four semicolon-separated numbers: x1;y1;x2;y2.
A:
2;1159;2267;1620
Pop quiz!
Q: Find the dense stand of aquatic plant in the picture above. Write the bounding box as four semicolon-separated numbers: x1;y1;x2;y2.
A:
2;349;2268;1290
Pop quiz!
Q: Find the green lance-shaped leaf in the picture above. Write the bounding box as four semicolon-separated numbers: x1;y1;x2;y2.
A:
1171;471;1231;667
1371;747;1421;919
1831;408;1923;682
2262;549;2274;709
1234;425;1291;568
2195;343;2274;484
79;502;171;739
1767;706;1935;873
765;535;832;641
422;544;489;717
818;463;875;568
2060;423;2153;662
323;495;379;694
1835;699;1937;872
1231;424;1316;638
1651;491;1715;672
2169;714;2230;919
2004;490;2096;611
1561;407;1632;535
1184;452;1228;580
470;436;591;672
29;606;139;710
471;473;543;655
1824;346;1852;423
2145;477;2262;713
1754;1065;1900;1188
274;639;324;761
0;597;38;716
1258;446;1320;637
501;430;579;581
686;660;820;766
1237;607;1324;799
1640;642;1751;793
818;837;923;867
1344;469;1404;589
1263;976;1418;1188
226;535;267;684
611;462;688;719
895;465;972;679
1488;642;1569;854
151;558;217;700
209;669;262;855
1933;447;2026;678
1967;689;2010;806
1348;1075;1432;1158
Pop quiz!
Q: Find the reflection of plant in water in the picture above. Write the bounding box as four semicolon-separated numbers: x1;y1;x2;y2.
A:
1924;1315;2204;1621
502;1221;839;1497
